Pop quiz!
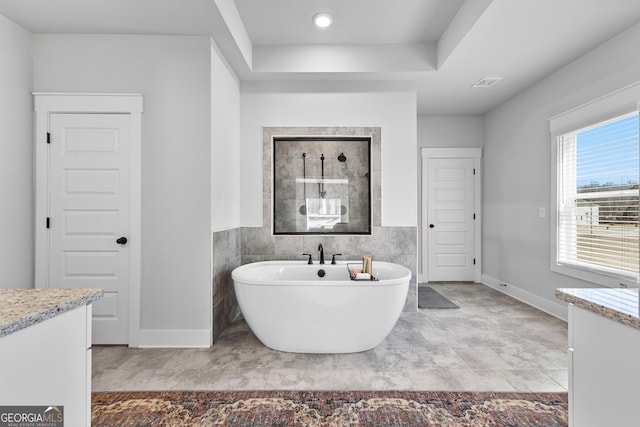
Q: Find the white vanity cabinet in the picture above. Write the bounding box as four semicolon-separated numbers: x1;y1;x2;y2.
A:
558;288;640;427
0;289;101;427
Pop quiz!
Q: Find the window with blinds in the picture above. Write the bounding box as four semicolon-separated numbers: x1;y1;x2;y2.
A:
556;112;639;280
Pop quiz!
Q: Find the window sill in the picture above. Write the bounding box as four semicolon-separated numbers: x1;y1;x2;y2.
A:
551;262;638;288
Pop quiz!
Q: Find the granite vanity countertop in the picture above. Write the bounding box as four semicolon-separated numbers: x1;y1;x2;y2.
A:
556;287;640;330
0;288;103;338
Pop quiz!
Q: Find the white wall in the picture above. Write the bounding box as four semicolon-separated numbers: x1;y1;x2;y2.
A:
417;116;484;149
483;21;640;319
211;41;241;231
0;15;32;289
416;115;483;277
240;81;417;227
33;35;212;344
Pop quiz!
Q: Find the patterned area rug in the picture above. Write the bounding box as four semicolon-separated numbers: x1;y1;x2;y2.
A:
92;390;568;426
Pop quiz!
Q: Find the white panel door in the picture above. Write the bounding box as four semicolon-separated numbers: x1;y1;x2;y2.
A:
427;158;475;281
49;113;130;344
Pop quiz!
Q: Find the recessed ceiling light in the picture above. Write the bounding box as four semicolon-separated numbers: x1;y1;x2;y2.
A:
472;77;503;88
313;13;333;28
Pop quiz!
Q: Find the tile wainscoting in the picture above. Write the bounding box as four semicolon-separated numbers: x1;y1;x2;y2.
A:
212;228;242;343
213;226;417;342
240;225;418;312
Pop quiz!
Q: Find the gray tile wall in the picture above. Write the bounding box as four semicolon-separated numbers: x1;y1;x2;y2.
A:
214;126;417;341
213;225;418;343
240;126;417;313
212;228;242;342
265;127;382;228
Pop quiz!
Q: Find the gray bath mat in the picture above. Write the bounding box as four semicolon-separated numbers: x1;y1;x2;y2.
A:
418;287;459;309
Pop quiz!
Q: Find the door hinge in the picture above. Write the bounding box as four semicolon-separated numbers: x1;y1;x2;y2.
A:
46;132;51;144
473;258;476;265
473;213;476;220
473;168;476;175
46;217;50;229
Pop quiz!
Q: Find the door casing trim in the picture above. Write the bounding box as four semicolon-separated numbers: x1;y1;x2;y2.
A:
420;147;482;283
34;93;143;347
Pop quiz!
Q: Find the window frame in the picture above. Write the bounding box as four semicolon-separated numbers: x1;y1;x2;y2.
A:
549;83;640;287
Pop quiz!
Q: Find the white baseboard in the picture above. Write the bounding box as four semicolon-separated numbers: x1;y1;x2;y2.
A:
481;274;568;322
134;328;212;348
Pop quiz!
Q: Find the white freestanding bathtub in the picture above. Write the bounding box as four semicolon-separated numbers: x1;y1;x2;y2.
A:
231;260;411;353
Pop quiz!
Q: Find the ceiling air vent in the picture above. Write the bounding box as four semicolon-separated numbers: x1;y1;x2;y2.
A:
471;77;503;88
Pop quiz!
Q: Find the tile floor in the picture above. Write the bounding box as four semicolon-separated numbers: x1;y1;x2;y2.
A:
92;283;569;392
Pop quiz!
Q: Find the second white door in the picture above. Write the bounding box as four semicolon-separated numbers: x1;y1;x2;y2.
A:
426;157;476;281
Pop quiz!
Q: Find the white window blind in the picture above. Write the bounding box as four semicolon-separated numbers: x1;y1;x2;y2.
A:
557;112;639;280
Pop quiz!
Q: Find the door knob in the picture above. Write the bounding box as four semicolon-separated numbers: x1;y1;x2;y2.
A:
429;224;435;228
116;237;128;245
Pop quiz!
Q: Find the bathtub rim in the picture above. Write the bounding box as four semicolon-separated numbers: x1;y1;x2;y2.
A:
231;260;411;287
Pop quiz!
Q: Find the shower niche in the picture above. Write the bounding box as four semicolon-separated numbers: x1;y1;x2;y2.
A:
273;136;371;235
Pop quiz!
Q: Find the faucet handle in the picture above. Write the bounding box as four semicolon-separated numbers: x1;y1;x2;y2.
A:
331;253;342;264
302;253;313;264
